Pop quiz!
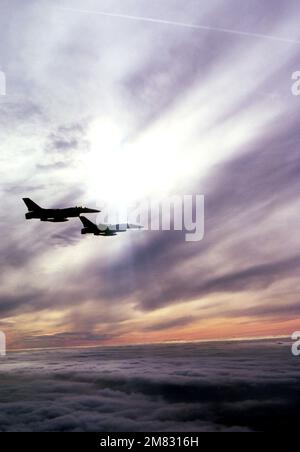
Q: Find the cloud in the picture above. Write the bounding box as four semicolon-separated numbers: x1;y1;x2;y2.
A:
74;118;300;317
2;114;300;339
21;332;116;348
46;123;89;154
143;316;194;332
0;340;298;432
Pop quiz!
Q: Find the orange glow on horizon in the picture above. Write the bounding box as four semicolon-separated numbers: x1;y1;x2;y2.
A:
6;315;300;351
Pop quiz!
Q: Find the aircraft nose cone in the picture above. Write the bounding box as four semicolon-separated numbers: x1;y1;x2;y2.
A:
84;208;101;213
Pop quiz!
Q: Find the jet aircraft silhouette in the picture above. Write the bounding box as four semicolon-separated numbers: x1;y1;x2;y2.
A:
80;216;143;236
23;198;100;222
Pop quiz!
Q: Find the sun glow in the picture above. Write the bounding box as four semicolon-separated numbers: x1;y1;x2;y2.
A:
86;117;186;212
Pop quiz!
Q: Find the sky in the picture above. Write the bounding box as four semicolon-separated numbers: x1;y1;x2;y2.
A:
0;0;300;349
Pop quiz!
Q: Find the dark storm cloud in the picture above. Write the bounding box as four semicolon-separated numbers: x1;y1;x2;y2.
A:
0;340;299;432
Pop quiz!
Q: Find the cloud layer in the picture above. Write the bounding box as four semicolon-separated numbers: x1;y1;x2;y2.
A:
0;340;299;432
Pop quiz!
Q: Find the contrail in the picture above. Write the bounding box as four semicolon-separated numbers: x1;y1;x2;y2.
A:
57;7;300;45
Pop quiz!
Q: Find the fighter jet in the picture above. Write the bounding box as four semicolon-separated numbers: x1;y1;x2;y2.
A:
23;198;100;222
80;216;143;236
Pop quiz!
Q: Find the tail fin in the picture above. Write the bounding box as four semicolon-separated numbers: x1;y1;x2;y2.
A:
23;198;42;212
80;216;96;228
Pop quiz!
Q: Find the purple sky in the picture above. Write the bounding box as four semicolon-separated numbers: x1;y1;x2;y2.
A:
0;0;300;349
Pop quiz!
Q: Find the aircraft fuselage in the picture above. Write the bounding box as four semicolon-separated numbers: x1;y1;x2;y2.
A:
26;208;85;221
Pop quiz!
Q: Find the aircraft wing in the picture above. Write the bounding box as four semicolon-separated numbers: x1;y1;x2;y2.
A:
46;218;69;223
